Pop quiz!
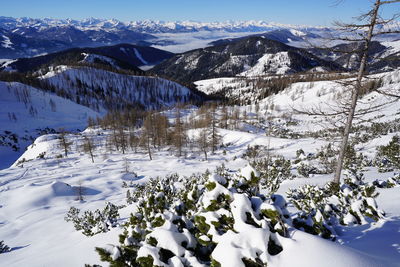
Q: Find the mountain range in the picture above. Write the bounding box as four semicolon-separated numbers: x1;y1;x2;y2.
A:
0;43;174;72
0;16;334;58
151;36;342;82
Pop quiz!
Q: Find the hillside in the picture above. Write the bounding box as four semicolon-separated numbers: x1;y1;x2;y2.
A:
0;43;174;73
0;80;101;168
0;70;399;266
151;36;341;83
0;66;206;168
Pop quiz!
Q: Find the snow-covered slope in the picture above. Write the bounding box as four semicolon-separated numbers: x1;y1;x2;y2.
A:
39;66;204;110
0;43;174;73
240;52;293;76
0;65;206;169
0;104;399;266
0;81;101;169
1;51;399;266
151;36;339;83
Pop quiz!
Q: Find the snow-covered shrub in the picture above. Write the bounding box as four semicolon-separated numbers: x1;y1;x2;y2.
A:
297;163;318;178
252;156;293;194
315;143;337;173
65;202;121;236
0;240;10;253
372;174;400;188
343;144;370;171
293;144;337;176
287;170;385;240
242;145;260;159
95;167;291;267
375;135;400;172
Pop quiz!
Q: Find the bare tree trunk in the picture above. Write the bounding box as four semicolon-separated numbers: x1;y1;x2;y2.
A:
333;0;381;184
147;134;152;161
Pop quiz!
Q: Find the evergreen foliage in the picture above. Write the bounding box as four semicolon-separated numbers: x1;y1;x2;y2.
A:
287;168;385;240
93;167;290;266
375;135;400;172
65;202;121;236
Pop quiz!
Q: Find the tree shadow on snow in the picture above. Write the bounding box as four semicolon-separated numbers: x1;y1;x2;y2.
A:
9;244;30;253
51;181;101;196
340;216;400;264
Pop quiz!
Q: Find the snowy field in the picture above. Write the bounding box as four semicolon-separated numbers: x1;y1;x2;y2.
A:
0;122;399;266
0;69;399;266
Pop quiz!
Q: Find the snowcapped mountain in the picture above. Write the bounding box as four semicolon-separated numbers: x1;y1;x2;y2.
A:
0;17;156;59
151;36;341;83
0;16;336;58
209;29;321;46
0;16;330;33
309;40;400;72
1;16;399;58
0;43;174;73
0;27;70;58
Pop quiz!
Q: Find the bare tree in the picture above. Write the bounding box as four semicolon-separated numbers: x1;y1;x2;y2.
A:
59;129;72;157
197;128;210;160
331;0;400;184
82;135;95;163
172;108;187;157
209;104;221;153
142;112;154;160
75;180;85;202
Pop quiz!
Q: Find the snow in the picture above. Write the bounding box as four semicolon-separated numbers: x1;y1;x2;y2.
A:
289;29;306;37
1;34;13;48
212;228;272;266
240;164;260;180
39;66;196;110
240;52;292;76
133;48;148;65
271;230;388;267
0;67;400;266
80;53;121;69
0;81;100;169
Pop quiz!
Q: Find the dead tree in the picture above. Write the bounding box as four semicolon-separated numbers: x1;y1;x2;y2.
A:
75;180;85;202
82;135;95;163
59;129;72;157
197;128;210;160
209;104;221;153
142;112;154;160
297;0;400;184
332;0;400;184
172;108;186;157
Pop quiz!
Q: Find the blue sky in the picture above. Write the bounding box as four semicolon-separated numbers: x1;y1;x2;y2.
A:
1;0;398;26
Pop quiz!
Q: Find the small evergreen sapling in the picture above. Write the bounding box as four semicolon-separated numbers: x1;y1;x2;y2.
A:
65;202;121;236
